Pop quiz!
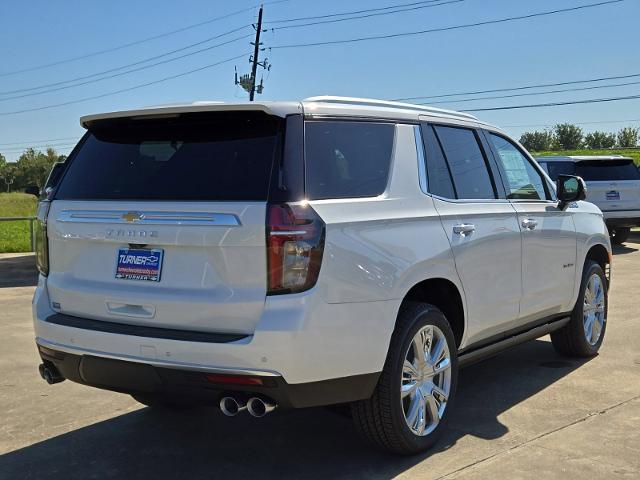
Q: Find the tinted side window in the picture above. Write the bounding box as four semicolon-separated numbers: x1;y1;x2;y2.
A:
433;126;495;199
421;124;455;198
488;133;548;200
305;121;395;200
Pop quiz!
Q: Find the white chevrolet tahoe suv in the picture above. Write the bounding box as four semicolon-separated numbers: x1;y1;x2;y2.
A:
33;96;612;454
536;155;640;245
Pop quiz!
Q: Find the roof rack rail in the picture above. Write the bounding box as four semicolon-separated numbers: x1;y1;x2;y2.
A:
303;96;478;120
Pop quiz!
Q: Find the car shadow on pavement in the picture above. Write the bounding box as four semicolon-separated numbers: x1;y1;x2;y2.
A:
0;339;590;480
0;254;37;288
612;232;640;255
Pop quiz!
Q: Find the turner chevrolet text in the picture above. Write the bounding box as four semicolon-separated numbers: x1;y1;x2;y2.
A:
32;97;612;454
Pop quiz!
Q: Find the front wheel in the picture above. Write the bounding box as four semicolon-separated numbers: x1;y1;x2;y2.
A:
351;302;458;455
551;260;607;357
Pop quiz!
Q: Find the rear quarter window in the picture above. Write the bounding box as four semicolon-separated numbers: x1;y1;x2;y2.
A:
304;121;395;200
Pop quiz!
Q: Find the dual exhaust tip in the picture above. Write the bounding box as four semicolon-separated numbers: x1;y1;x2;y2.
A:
219;396;276;418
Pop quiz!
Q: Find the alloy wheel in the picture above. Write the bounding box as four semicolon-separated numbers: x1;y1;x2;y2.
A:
583;273;606;346
401;325;452;436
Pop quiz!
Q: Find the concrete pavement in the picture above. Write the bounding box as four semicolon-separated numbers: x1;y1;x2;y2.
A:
0;239;639;479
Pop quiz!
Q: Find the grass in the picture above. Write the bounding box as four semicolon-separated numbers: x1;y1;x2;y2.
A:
532;148;640;165
0;193;38;253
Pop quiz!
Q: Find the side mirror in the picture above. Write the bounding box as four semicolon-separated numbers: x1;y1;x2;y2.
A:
556;174;586;208
25;185;40;197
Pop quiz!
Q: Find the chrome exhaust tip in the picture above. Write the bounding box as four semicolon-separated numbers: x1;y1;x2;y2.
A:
219;396;246;417
247;397;277;418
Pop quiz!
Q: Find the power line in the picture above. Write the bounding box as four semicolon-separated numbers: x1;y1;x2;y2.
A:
460;93;640;112
271;0;463;30
267;0;449;24
0;25;251;97
0;143;77;153
0;53;249;116
270;0;624;49
0;32;253;103
395;72;640;102
0;6;260;78
419;79;640;105
502;119;640;128
0;136;78;147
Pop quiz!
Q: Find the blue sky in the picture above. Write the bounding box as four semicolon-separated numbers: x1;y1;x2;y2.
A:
0;0;638;160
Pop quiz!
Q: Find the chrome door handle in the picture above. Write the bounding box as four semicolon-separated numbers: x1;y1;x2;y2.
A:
453;224;476;236
521;218;538;230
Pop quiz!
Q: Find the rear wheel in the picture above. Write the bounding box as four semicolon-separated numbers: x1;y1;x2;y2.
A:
551;260;607;357
610;227;630;244
351;302;458;455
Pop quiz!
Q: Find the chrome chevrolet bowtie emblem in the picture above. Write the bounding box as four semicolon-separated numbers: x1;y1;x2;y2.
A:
122;212;144;223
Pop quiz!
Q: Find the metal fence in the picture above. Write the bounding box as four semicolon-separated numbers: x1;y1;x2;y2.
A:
0;216;36;252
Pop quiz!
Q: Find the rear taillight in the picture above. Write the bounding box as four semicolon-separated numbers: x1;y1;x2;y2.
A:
267;203;325;295
35;201;50;276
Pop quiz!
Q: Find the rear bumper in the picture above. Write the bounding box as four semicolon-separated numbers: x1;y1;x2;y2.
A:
37;345;378;408
602;210;640;228
33;275;397;403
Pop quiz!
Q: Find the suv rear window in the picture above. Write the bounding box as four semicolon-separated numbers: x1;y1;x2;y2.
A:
55;112;283;201
576;160;640;181
304;121;395;200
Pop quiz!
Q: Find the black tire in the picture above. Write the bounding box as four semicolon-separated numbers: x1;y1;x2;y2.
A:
131;393;196;410
551;260;608;357
610;227;630;245
351;302;458;455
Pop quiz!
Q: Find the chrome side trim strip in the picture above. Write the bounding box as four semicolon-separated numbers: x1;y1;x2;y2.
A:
35;337;281;377
269;230;306;236
57;210;241;226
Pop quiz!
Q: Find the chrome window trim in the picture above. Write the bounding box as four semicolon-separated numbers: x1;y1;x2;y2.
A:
57;210;241;226
426;192;512;205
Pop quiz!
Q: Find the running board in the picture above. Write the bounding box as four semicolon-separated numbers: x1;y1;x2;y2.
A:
458;316;571;368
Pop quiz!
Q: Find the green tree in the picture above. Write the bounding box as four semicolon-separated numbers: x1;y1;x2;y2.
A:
519;130;556;151
13;147;60;190
554;123;583;149
617;127;639;148
584;131;616;149
0;163;17;192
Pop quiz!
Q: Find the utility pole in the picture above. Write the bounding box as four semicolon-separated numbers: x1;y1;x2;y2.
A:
235;5;270;100
249;6;263;101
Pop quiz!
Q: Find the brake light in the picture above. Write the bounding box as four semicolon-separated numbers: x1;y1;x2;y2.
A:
267;203;325;295
35;201;50;276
